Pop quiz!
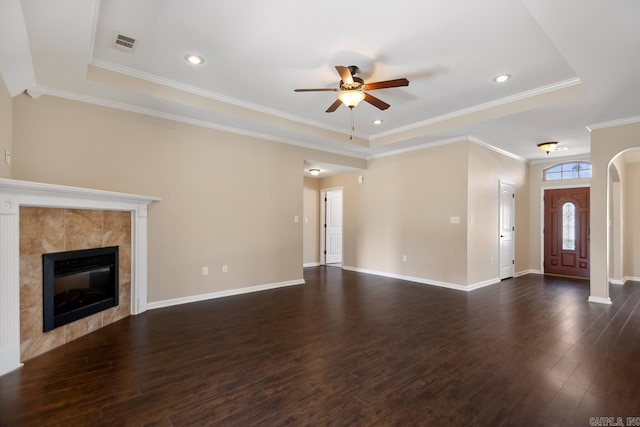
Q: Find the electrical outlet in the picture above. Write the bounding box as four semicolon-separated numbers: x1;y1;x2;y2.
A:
490;257;494;265
4;150;10;164
294;216;299;223
402;255;407;262
222;264;228;273
202;266;208;275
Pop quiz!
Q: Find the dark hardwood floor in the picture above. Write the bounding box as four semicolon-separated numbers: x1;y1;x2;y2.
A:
2;267;640;426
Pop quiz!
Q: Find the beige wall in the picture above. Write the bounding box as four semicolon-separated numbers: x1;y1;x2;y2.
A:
528;158;591;272
467;143;529;284
303;177;320;265
321;141;529;287
624;160;640;278
321;142;470;286
591;122;640;301
0;75;11;178
11;94;366;302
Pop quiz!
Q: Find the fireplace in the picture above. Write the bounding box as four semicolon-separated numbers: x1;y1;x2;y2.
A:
42;246;119;332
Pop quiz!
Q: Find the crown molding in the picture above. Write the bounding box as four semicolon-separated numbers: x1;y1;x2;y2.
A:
370;78;582;141
367;135;526;163
88;58;364;138
37;86;369;160
468;137;527;163
529;153;591;165
586;115;640;132
367;136;469;159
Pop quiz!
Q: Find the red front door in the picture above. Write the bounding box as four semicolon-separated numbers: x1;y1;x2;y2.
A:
544;187;590;278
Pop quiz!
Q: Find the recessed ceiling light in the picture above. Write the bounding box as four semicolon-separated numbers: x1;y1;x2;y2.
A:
493;74;511;83
372;119;383;125
185;54;205;65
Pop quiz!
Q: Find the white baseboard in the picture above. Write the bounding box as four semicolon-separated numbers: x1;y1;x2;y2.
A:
342;265;500;292
588;295;612;305
148;279;306;310
514;269;541;277
609;276;640;285
303;262;321;267
468;277;501;290
0;347;23;377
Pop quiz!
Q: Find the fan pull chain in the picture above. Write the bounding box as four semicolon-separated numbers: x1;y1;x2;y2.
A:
350;108;355;140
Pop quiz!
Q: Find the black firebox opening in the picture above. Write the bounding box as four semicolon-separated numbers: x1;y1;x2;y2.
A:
43;246;119;332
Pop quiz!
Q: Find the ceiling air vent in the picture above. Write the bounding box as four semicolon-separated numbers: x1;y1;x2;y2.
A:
113;33;137;53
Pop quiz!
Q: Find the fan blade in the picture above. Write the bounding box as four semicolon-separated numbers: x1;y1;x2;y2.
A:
364;93;390;110
294;88;339;92
335;66;354;85
325;99;342;113
364;78;409;90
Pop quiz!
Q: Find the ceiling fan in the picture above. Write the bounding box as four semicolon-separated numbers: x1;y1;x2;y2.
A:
294;66;409;112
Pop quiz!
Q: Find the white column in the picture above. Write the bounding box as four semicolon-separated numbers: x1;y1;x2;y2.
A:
131;205;149;314
0;196;23;375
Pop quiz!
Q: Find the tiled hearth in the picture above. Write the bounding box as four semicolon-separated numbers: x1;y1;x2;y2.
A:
0;179;159;376
20;207;132;361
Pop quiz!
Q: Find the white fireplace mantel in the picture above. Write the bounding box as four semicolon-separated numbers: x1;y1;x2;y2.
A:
0;178;160;376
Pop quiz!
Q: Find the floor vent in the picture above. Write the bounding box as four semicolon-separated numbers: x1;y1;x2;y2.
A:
113;33;137;53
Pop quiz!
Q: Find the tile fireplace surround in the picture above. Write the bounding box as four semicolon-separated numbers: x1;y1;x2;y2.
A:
0;179;159;376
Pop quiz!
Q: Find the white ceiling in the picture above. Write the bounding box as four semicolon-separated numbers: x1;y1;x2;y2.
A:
5;0;640;167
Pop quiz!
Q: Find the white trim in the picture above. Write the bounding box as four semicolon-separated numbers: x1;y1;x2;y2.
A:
530;153;591;166
342;265;500;292
0;179;158;376
514;269;540;277
469;137;527;163
147;279;305;310
367;136;469;159
468;277;502;291
37;86;369;160
0;178;160;206
368;135;526;163
612;276;640;285
303;262;321;267
370;78;582;140
586;116;640;132
89;58;363;138
588;296;612;305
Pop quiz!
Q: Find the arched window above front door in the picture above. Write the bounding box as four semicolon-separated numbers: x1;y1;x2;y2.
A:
543;161;592;181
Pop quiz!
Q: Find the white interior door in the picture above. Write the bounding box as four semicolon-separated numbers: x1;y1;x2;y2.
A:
325;190;343;264
499;180;515;279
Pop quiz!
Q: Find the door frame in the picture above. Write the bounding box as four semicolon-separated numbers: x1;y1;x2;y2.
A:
320;186;343;265
539;183;590;273
499;180;515;279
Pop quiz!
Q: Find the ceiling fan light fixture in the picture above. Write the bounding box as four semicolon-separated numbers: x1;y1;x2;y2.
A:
309;169;321;176
338;89;365;109
185;54;205;65
538;141;559;154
